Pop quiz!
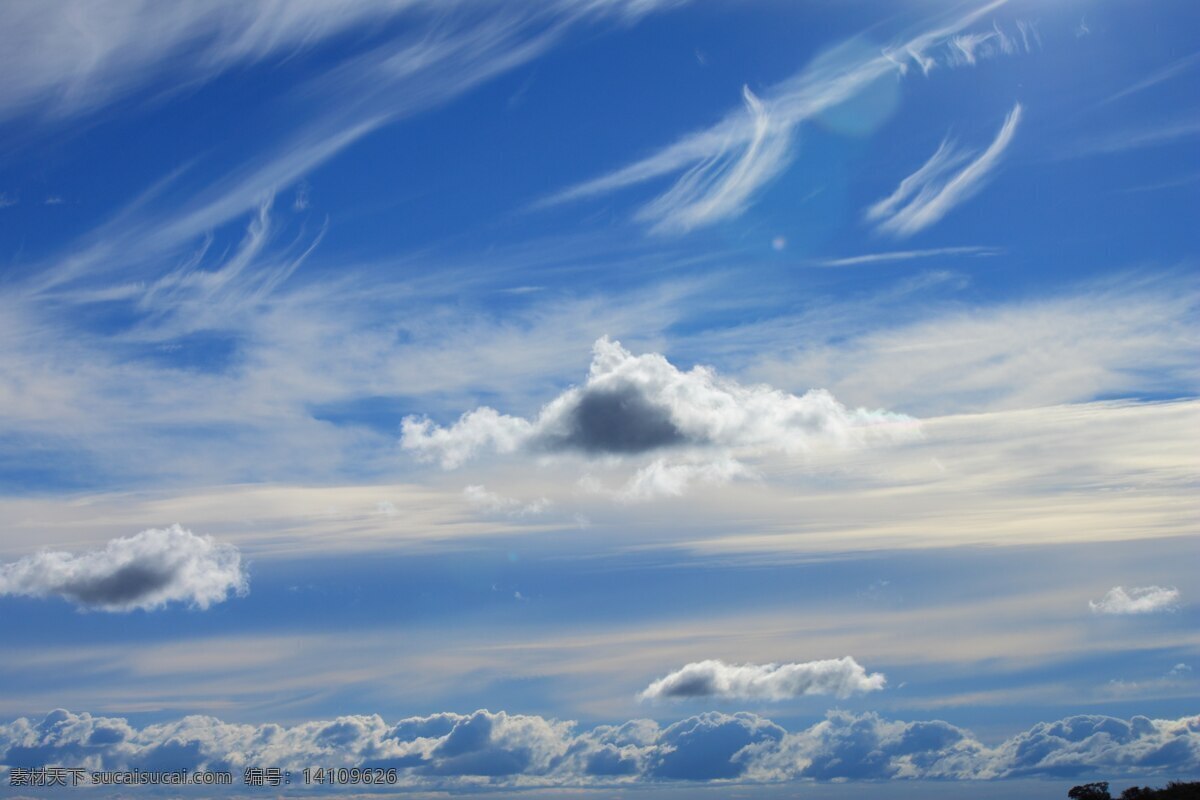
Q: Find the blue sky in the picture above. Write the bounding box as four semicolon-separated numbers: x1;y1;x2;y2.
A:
0;0;1197;797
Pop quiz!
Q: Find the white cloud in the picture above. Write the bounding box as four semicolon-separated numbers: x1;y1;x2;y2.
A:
0;525;246;612
1;213;703;488
401;337;915;490
1065;118;1200;160
866;103;1022;237
640;657;886;701
0;0;683;124
634;85;793;234
2;708;1197;785
0;0;408;120
744;274;1200;416
612;457;753;502
989;714;1200;779
813;246;1000;267
463;485;550;518
1102;51;1200;107
541;0;1026;233
1089;586;1180;615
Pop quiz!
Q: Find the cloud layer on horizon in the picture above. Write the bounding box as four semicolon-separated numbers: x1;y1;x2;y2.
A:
2;707;1196;787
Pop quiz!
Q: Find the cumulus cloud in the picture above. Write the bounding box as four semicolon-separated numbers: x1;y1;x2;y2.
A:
747;711;987;782
866;103;1023;237
0;525;246;612
2;708;1197;787
1089;586;1181;615
640;658;886;701
992;715;1200;779
401;337;914;473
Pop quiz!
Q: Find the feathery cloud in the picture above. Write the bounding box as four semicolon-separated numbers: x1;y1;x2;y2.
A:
542;1;1027;234
813;246;1000;267
3;708;1197;785
867;103;1022;237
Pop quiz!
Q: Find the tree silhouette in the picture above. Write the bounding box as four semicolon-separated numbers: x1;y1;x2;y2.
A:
1068;781;1200;800
1119;782;1200;800
1070;783;1112;800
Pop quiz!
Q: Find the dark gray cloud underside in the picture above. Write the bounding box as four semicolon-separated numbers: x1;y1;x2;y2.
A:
58;563;176;606
544;386;688;454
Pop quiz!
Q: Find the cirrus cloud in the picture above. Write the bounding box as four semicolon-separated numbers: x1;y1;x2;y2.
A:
3;708;1198;786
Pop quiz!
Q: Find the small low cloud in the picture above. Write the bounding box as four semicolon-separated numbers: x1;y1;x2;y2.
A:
640;657;886;701
1089;585;1180;615
463;485;550;517
5;708;1198;785
0;525;247;612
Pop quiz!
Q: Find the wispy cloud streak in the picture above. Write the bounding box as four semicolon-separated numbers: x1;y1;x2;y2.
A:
0;0;686;124
1066;118;1200;159
1101;51;1200;107
635;86;792;234
814;246;1000;267
867;103;1022;237
541;0;1023;233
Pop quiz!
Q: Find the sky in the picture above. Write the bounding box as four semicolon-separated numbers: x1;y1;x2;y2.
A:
0;0;1197;797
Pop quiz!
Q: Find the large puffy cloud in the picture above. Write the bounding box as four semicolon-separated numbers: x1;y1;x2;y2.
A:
640;658;886;701
994;715;1200;778
3;708;1198;788
401;338;915;497
1090;586;1181;615
746;711;988;782
647;712;785;780
0;525;246;612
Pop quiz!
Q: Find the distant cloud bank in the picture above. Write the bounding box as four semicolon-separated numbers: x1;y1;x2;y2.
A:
2;708;1196;786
